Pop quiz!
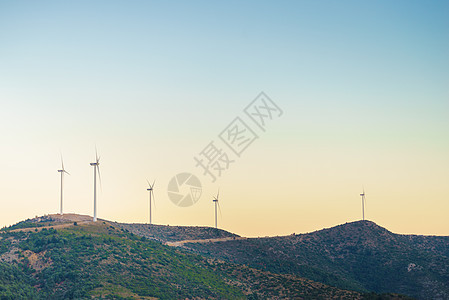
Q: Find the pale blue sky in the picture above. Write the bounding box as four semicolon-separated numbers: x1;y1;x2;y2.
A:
0;1;448;236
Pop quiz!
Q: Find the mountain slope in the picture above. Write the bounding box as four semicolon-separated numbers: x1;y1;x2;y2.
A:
2;221;244;299
183;221;449;300
0;215;392;299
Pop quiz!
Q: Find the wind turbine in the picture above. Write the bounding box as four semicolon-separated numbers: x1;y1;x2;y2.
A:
90;149;101;222
146;179;155;224
57;156;70;215
360;188;366;221
212;190;222;229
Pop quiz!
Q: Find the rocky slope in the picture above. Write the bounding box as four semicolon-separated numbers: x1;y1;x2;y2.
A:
0;215;398;299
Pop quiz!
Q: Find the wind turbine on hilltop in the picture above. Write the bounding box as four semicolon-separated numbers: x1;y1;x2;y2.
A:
212;190;222;229
360;188;366;221
90;149;101;222
146;179;155;224
57;155;70;215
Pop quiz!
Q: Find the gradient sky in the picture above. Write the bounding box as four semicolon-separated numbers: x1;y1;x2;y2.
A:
1;1;448;237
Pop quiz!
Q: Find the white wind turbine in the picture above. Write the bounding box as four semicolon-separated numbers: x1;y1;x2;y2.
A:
57;156;70;215
212;190;222;229
146;179;155;224
90;149;101;222
360;188;366;221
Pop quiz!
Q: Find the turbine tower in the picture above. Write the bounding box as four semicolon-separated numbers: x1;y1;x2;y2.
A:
57;156;70;215
90;149;101;222
146;179;155;224
360;188;366;221
212;190;221;229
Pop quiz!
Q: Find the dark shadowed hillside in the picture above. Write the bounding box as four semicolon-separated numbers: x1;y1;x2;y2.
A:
183;221;449;300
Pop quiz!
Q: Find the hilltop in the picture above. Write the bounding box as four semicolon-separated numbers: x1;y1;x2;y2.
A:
2;214;95;232
181;220;449;300
0;214;404;299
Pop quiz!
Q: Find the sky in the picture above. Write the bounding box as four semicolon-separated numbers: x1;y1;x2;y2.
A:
0;0;448;237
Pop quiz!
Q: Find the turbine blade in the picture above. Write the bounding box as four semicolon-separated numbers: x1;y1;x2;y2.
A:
152;179;155;189
151;190;156;209
146;179;151;187
64;170;71;175
97;165;102;191
218;201;222;218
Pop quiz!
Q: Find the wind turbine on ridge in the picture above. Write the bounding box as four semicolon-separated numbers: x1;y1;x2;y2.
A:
90;149;101;222
57;155;70;215
212;190;222;229
146;179;155;224
360;188;366;221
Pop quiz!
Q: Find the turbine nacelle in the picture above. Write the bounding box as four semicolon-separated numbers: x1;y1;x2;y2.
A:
146;179;156;224
58;155;70;215
360;188;367;221
212;190;221;228
91;148;101;222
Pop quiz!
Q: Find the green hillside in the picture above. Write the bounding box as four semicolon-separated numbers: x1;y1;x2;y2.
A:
1;221;245;299
0;216;398;299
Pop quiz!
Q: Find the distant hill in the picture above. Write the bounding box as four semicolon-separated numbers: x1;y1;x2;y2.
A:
114;222;239;243
0;215;402;299
182;220;449;300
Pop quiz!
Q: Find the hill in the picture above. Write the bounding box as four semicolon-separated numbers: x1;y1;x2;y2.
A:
181;220;449;300
114;222;239;243
0;215;398;299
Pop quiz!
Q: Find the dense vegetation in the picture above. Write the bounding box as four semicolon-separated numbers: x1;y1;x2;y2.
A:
0;216;436;299
184;221;449;299
1;222;245;299
1;217;388;299
0;262;38;299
